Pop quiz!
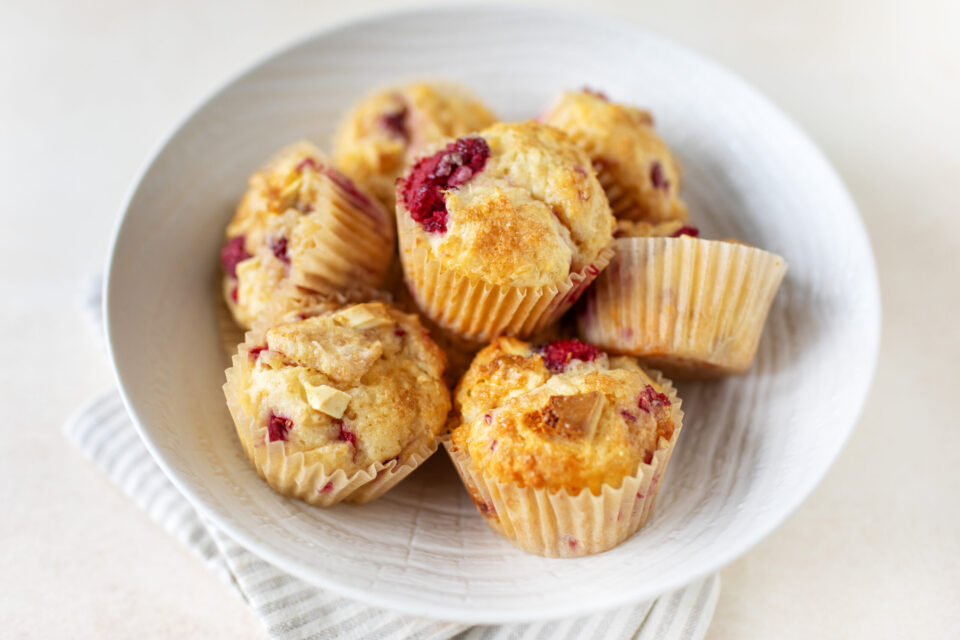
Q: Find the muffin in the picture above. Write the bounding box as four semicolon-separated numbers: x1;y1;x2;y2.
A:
396;121;616;342
579;224;788;377
540;89;688;223
333;82;497;211
445;337;683;557
220;141;394;328
223;301;451;505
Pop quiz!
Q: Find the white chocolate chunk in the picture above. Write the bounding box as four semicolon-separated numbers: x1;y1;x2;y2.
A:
337;304;394;330
304;382;352;418
546;376;580;395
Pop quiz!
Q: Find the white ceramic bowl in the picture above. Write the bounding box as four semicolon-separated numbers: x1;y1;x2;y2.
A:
105;6;880;624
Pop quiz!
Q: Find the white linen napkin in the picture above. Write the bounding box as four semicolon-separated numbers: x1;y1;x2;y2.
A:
67;278;720;640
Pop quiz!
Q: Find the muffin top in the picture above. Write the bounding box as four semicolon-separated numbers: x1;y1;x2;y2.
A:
235;302;451;473
333;82;497;210
221;141;393;327
540;90;687;224
397;121;615;288
450;337;679;495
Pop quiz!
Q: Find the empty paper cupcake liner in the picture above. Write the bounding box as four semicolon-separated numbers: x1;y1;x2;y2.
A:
579;236;787;377
443;372;683;558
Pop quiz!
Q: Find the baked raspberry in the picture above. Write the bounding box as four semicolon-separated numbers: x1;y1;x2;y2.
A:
267;413;293;442
394;327;407;337
670;226;699;238
538;339;603;373
402;136;490;234
318;481;335;494
324;167;375;211
269;236;289;264
378;106;409;140
650;161;670;191
337;422;357;447
248;345;267;361
296;157;319;173
620;409;637;423
637;385;671;413
220;235;250;278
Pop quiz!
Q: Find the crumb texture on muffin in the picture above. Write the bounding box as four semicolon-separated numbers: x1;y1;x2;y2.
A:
333;82;497;210
234;302;450;474
451;337;677;495
541;90;688;224
399;121;615;288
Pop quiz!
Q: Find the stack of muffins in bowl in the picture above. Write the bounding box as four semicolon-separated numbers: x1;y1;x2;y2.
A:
219;83;787;558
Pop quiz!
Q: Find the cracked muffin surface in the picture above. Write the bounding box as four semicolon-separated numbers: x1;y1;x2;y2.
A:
541;90;688;224
450;337;678;495
333;82;497;211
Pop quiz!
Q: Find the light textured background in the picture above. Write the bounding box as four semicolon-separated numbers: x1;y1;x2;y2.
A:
1;0;957;637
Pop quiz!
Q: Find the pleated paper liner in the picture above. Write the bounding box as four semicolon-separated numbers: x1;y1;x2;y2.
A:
289;167;395;296
443;371;683;558
396;202;615;343
579;236;787;378
223;337;439;507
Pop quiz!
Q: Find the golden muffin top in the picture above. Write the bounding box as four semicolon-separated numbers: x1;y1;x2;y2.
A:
221;141;394;328
540;90;688;224
397;121;615;288
234;302;451;473
333;82;497;211
450;337;679;495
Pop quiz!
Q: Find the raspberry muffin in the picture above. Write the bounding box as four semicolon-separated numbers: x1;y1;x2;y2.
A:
221;141;394;328
445;337;683;557
579;224;787;377
224;301;451;505
396;121;616;342
540;89;687;223
333;82;497;211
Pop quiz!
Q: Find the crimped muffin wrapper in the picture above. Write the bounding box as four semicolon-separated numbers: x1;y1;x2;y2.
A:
397;202;615;342
289;170;396;297
444;372;683;558
579;236;787;377
223;343;437;507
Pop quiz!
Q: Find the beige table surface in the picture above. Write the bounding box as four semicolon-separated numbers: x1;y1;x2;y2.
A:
2;0;958;637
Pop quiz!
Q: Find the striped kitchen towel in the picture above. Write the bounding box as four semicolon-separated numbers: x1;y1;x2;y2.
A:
66;278;719;639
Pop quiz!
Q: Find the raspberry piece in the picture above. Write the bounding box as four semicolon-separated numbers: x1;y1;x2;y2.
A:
538;339;603;373
318;481;335;494
650;161;670;191
248;345;267;361
378;106;409;140
269;236;289;264
401;136;490;234
670;226;699;238
220;236;250;278
230;285;238;302
267;413;293;442
637;385;671;413
620;409;637;423
296;157;319;173
394;327;407;337
337;421;357;447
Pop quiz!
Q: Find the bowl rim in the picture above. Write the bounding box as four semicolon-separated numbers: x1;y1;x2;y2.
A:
104;4;881;623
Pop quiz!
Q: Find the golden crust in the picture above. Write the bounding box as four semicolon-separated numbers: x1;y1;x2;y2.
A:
451;338;677;495
403;121;615;288
223;141;394;328
333;82;497;211
233;302;450;474
541;91;688;224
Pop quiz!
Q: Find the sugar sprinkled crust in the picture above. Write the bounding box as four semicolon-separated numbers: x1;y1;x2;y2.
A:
451;337;676;494
398;121;615;288
541;90;688;224
333;82;497;211
221;141;393;328
234;302;450;474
